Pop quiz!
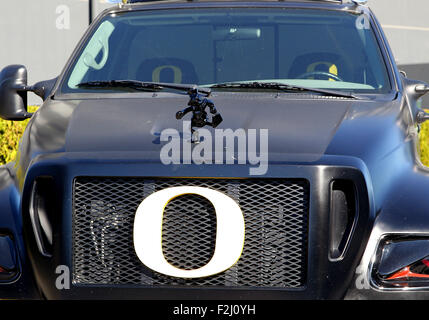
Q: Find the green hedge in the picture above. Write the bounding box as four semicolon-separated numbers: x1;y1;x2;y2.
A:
0;106;429;166
420;121;429;166
0;106;38;165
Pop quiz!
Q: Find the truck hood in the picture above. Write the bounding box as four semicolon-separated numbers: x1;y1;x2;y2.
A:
31;92;402;164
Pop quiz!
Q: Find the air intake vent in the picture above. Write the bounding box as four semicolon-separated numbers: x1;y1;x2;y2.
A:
329;180;357;261
29;177;55;257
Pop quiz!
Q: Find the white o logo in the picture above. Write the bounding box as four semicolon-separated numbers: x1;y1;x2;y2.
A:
133;186;245;278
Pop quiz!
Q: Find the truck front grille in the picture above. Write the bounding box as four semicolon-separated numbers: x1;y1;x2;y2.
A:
72;177;309;288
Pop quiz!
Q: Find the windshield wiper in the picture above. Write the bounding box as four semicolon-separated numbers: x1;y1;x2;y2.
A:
210;81;360;99
77;80;211;95
77;80;221;139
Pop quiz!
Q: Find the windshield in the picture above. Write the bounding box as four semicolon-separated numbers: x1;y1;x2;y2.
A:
61;8;392;94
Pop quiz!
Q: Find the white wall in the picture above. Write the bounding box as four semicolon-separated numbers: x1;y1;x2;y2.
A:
370;0;429;66
0;0;119;104
0;0;89;100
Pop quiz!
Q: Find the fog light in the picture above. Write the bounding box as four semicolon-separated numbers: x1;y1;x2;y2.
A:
0;235;18;282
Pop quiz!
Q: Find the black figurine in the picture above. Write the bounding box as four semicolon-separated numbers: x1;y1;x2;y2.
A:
176;87;223;142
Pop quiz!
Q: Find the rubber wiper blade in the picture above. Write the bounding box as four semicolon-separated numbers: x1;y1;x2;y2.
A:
210;81;360;99
77;80;211;95
77;80;162;91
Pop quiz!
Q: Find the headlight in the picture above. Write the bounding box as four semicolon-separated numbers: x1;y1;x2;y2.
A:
0;234;18;282
372;237;429;289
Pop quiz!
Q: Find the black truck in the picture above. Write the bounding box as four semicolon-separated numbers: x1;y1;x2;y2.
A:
0;0;429;299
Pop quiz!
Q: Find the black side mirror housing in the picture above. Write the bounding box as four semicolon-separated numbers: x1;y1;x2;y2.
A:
402;77;429;124
0;65;57;121
0;65;32;121
414;83;429;124
30;77;58;101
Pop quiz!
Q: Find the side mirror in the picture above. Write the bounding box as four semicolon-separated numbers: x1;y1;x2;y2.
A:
415;84;429;124
402;77;429;124
30;77;58;101
0;65;32;121
0;65;57;121
416;110;429;124
415;84;429;95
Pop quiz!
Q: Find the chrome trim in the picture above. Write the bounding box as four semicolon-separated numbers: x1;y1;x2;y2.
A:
369;234;429;292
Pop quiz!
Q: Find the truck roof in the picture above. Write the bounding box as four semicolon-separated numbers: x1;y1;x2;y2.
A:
110;0;368;13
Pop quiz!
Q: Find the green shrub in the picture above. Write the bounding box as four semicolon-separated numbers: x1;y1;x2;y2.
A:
0;106;38;165
0;105;429;166
420;121;429;166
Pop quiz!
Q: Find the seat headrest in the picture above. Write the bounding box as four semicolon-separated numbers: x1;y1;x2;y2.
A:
288;52;344;78
136;58;199;84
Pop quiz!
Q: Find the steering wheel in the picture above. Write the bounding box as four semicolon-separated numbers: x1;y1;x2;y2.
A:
296;71;343;82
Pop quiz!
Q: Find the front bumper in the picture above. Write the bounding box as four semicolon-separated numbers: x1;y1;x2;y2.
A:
4;153;429;299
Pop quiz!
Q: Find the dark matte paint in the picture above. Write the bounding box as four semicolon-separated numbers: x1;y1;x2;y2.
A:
0;0;429;299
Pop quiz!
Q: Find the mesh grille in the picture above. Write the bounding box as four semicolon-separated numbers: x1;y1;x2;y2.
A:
72;177;309;288
162;194;217;270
